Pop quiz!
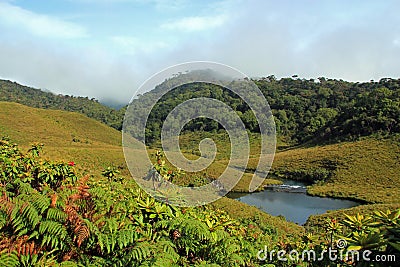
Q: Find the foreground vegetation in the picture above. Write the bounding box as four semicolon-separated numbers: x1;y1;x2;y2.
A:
1;140;399;266
0;139;299;266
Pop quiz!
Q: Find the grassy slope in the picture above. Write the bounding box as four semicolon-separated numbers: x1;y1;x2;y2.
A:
0;79;124;130
0;101;302;235
271;138;400;204
0;101;125;177
0;101;120;146
174;131;400;203
160;132;281;192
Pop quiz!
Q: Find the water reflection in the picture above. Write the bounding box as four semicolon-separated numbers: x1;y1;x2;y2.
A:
229;180;359;225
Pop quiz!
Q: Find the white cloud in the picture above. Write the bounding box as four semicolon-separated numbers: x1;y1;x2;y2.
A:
0;39;140;103
111;36;169;55
1;0;399;105
0;2;87;39
161;15;227;32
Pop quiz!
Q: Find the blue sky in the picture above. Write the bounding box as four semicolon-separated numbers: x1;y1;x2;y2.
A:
0;0;399;104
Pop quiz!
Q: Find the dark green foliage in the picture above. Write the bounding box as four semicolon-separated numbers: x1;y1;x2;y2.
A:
275;167;332;183
127;76;400;146
333;210;400;266
101;166;121;182
0;140;78;194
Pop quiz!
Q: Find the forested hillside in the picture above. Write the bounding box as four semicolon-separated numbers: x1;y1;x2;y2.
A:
0;80;124;130
128;76;400;145
258;77;400;143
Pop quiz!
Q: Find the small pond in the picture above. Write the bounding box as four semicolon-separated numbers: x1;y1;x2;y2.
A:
228;180;360;225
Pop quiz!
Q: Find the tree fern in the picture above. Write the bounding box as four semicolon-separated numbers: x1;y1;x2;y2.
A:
10;200;41;237
73;223;90;248
149;240;180;266
116;229;136;250
97;233;116;254
19;251;59;267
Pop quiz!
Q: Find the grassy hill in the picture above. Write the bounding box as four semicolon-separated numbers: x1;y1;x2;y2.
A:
159;129;400;205
0;101;125;177
0;79;124;130
269;137;400;204
0;102;121;146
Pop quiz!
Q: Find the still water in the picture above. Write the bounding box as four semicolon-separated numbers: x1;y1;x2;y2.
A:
229;180;359;225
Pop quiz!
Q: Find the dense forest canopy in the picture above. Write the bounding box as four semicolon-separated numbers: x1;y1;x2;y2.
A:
128;76;400;145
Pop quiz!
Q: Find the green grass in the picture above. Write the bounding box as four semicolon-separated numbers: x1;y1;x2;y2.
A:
155;131;280;192
0;102;121;147
0;101;125;178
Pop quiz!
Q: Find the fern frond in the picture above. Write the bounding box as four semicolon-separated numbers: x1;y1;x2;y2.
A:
39;220;67;239
0;250;19;267
0;211;8;230
20;203;41;228
46;208;67;222
125;242;151;262
116;229;135;250
0;192;14;216
74;223;90;248
30;193;51;214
